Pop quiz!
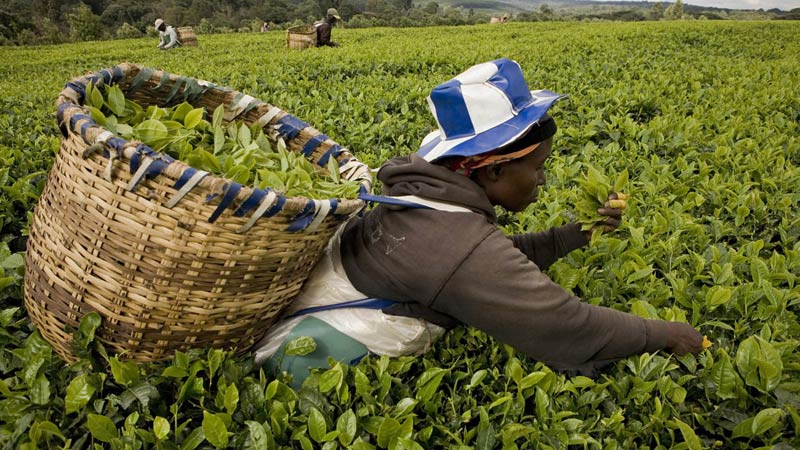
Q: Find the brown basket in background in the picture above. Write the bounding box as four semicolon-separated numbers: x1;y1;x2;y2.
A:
24;63;373;362
286;25;317;49
177;26;198;46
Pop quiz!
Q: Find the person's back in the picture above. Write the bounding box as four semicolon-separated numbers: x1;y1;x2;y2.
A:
316;8;341;47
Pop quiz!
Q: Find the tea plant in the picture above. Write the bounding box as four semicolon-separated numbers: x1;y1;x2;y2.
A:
1;20;799;449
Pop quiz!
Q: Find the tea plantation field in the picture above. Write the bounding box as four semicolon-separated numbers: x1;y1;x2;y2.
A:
1;21;799;449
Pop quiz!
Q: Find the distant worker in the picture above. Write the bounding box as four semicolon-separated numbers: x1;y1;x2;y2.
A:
154;18;180;50
261;21;269;32
315;8;341;47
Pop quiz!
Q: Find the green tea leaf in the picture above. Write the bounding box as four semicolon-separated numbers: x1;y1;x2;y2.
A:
179;427;205;450
109;356;140;386
74;312;102;352
224;383;239;415
670;418;702;450
30;375;51;405
336;409;357;446
153;416;170;440
107;85;126;116
709;349;740;400
184;108;204;129
415;368;448;403
134;119;169;149
29;420;65;443
476;407;496;450
735;336;783;393
613;168;629;193
87;82;104;109
245;421;272;450
751;408;783;436
207;348;224;380
377;416;401;449
308;407;327;443
285;336;316;356
212;104;224;130
87;414;118;443
397;437;425;450
202;411;229;449
65;374;97;414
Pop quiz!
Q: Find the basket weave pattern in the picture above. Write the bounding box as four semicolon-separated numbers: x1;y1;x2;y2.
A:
24;63;371;362
286;25;317;49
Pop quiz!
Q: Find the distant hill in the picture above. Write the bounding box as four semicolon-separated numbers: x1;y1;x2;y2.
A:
432;0;796;16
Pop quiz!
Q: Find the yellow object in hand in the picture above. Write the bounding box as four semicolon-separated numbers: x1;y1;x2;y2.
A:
608;199;628;210
616;192;630;200
702;335;712;349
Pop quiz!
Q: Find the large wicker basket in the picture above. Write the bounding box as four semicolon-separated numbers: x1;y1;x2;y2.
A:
286;25;317;49
24;63;372;363
176;26;198;47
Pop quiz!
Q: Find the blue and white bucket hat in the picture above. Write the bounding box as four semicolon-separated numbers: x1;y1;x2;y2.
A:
417;58;565;163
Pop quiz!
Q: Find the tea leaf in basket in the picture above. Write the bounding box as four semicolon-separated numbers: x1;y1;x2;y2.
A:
285;336;317;356
328;156;341;184
135;119;169;150
87;83;104;110
107;85;126;116
184;108;204;130
171;102;193;122
94;87;362;199
212;104;224;130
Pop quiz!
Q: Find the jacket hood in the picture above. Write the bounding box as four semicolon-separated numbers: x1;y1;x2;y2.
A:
378;154;497;220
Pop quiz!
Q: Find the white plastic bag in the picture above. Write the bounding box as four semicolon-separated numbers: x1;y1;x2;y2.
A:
253;225;445;365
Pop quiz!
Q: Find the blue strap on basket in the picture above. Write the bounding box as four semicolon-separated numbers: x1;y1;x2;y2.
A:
285;298;398;319
173;167;201;190
69;113;91;132
233;188;268;217
127;144;174;191
286;200;317;232
275;115;309;139
265;195;286;217
65;81;87;103
208;182;243;223
106;137;127;154
301;134;328;158
57;104;71;136
318;144;345;167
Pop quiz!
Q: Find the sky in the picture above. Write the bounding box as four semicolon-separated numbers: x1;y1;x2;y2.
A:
591;0;799;9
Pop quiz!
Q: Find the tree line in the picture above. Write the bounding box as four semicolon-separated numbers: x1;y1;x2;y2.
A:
1;0;797;45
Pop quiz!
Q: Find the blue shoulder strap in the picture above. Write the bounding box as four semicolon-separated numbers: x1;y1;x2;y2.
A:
357;192;433;209
285;297;398;319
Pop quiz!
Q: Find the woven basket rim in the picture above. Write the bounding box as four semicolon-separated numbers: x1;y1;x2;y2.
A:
287;25;317;34
56;62;371;231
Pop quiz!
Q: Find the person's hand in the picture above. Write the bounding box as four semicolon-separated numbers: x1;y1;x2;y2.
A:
664;322;704;355
597;192;627;232
584;192;628;239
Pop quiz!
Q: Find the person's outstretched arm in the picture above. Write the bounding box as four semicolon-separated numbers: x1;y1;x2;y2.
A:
510;223;588;270
434;228;703;374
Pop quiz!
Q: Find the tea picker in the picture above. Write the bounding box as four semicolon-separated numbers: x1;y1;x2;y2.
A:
315;8;341;47
254;58;705;387
154;18;180;50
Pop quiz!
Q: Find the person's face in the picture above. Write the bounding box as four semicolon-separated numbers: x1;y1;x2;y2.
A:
476;137;552;212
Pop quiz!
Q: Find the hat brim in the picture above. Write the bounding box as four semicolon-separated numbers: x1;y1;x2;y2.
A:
418;90;565;162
